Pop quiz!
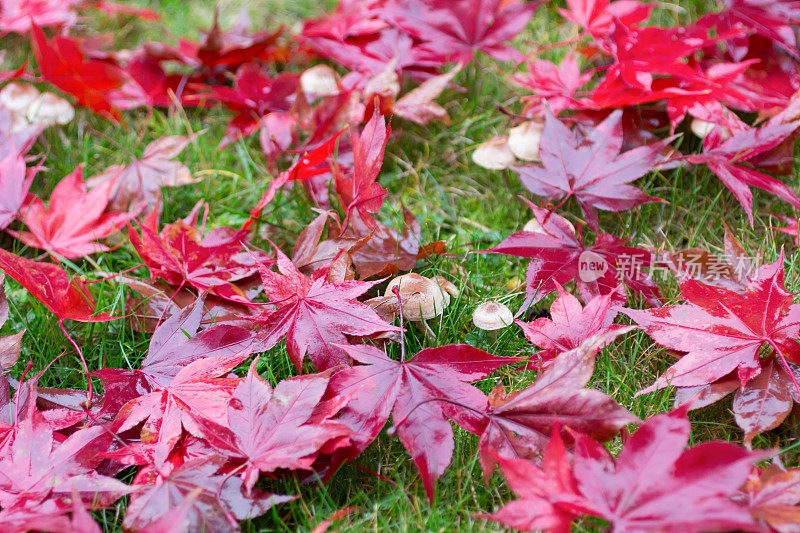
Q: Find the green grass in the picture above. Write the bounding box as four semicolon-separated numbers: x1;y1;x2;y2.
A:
2;0;800;531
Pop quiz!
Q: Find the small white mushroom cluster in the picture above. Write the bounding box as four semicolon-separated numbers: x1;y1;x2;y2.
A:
471;120;544;170
0;82;74;133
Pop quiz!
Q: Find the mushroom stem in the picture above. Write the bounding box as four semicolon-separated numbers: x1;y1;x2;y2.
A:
415;319;436;342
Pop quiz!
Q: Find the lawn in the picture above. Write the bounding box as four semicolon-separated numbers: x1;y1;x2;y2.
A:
1;0;799;531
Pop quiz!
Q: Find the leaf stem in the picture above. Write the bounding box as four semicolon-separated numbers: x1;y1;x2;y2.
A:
388;397;487;435
58;319;93;408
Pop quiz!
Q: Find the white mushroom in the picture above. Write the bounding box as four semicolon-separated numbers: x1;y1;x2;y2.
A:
300;65;340;97
432;275;459;305
523;216;574;234
472;135;516;169
690;118;731;140
508;120;544;161
0;82;40;114
26;92;74;126
472;301;514;331
385;273;448;321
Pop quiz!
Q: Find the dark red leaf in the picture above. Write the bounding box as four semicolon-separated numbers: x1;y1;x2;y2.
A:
0;249;119;322
330;343;521;503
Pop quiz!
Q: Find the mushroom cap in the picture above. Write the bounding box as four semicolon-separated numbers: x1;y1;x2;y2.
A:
472;301;514;331
26;92;74;126
523;216;574;234
0;82;40;114
472;135;515;169
385;273;448;321
432;275;459;303
689;118;715;139
508;120;544;161
300;64;340;97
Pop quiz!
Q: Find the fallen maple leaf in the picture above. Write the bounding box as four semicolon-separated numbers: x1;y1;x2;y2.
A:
30;24;125;121
10;165;139;259
0;248;118;322
0;0;79;33
0;403;132;512
393;65;460;125
195;359;351;492
0;150;34;231
481;200;661;310
482;406;766;532
559;0;652;37
512;110;670;230
334;108;390;230
470;331;638;478
330;343;521;503
737;464;800;532
123;456;295;533
304;26;439;78
251;244;398;371
687;121;800;224
85;133;200;213
199;64;298;161
129;202;269;304
0;274;24;372
700;0;800;60
625;254;800;441
382;0;541;63
113;352;248;466
516;282;626;369
625;254;800;391
510;53;593;117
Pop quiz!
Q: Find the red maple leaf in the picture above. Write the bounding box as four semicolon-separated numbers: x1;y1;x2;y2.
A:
199;64;298;158
469;332;638;478
251;244;398;372
625;254;800;391
123;455;294;533
510;53;593;117
195;360;351;492
85;133;199;213
30;24;125;121
10;165;138;259
481;200;661;310
625;254;800;442
687;121;800;224
187;14;285;70
483;407;766;532
0;249;118;323
301;0;387;43
0;274;24;372
382;0;541;63
736;464;800;531
559;0;652;37
0;404;132;512
0;0;78;33
245;128;344;230
304;27;442;77
516;282;626;369
113;352;248;466
0;150;33;231
334;108;390;230
128;202;268;304
512;110;670;229
699;0;800;60
329;343;521;503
